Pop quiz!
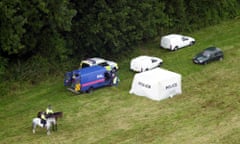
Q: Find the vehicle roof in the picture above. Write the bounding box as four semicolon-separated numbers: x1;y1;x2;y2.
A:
83;57;106;64
197;47;222;57
132;55;161;61
73;66;105;75
162;34;183;38
205;47;222;52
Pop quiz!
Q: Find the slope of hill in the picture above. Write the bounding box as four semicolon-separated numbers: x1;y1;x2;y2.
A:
0;19;240;144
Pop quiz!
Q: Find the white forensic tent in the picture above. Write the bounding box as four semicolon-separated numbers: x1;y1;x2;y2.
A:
129;68;182;101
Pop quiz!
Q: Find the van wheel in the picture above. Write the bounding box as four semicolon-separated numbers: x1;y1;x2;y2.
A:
87;87;94;93
158;62;163;67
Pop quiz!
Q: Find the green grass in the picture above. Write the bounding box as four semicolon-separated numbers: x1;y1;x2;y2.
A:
1;19;240;144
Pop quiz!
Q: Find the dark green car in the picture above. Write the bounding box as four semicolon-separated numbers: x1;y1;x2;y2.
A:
193;47;224;64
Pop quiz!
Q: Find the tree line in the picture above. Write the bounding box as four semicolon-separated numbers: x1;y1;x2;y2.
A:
0;0;240;83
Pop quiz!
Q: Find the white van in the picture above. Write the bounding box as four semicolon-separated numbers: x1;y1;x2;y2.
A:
160;34;195;51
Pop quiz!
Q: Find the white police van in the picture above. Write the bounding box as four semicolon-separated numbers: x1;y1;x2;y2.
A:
80;57;118;72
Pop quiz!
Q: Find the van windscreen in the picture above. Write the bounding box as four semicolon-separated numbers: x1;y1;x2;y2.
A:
81;63;90;68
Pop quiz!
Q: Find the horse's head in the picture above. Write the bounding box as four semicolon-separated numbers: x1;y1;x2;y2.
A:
54;112;63;118
49;112;63;119
37;112;42;118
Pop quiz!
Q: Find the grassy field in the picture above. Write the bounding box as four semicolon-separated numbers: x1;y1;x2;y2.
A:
0;19;240;144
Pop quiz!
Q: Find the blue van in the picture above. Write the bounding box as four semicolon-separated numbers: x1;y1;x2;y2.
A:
64;66;119;93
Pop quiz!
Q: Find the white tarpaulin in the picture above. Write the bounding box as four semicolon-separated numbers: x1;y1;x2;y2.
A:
129;68;182;101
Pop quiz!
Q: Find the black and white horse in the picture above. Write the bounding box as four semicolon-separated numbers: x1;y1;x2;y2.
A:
32;117;56;135
32;112;63;135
